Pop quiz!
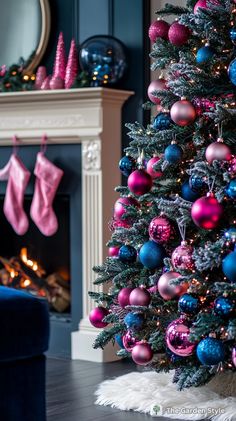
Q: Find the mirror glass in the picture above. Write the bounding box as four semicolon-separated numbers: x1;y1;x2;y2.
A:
0;0;42;66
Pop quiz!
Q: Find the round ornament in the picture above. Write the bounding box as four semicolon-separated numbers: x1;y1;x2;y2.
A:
128;169;153;196
214;296;235;317
224;227;236;243
230;27;236;44
228;156;236;174
119;155;135;177
194;0;207;13
168;22;190;46
131;342;153;365
115;334;125;348
165;318;195;356
148;79;167;104
148;19;170;42
108;246;120;257
178;293;200;314
89;307;109;328
196;337;225;366
171;241;195;271
196;44;215;64
119;245;137;263
193;97;215;116
228;58;236;86
149;216;172;243
139;240;166;270
129;287;151;306
153;112;172;130
124;312;144;330
181;180;200;202
170;98;196;127
164;143;183;164
205;139;231;164
222;250;236;282
191;193;223;230
146;156;163;179
118;287;134;307
232;347;236;368
114;196;139;220
122;331;139;351
226;178;236;200
189;174;206;192
158;271;188;300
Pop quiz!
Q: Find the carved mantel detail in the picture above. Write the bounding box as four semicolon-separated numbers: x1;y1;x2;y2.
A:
82;140;101;171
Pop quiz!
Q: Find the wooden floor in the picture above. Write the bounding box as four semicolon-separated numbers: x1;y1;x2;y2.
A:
46;358;181;421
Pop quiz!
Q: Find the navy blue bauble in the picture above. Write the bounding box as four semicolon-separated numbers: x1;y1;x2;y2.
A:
153;112;171;130
115;334;125;348
224;227;236;243
79;35;127;86
178;293;200;315
222;251;236;282
124;312;144;330
196;337;225;366
119;245;137;263
214;297;235;317
230;27;236;44
139;240;165;270
189;175;206;192
181;181;200;202
119;155;135;177
228;58;236;86
164;144;183;164
225;178;236;200
196;45;215;64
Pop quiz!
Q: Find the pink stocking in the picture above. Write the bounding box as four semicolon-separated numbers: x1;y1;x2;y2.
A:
0;154;31;235
30;152;64;236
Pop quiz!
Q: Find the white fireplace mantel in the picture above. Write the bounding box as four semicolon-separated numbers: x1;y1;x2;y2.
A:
0;87;133;362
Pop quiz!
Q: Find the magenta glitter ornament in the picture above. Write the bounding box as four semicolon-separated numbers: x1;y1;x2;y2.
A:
158;271;188;300
129;287;151;306
118;287;134;308
232;347;236;368
168;23;190;46
149;216;172;244
170;99;196;127
89;307;109;328
229;156;236;174
40;75;51;90
132;342;153;365
49;76;64;90
108;246;120;257
193;97;215;116
128;169;153;196
166;318;195;356
194;0;207;13
146;156;163;179
205;139;231;164
114;196;139;220
171;241;195;271
122;331;139;352
35;66;47;90
191;193;223;230
148;20;170;43
65;39;78;89
147;79;167;104
113;219;131;229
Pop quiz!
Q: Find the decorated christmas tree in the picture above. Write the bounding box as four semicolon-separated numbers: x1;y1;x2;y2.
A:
89;0;236;390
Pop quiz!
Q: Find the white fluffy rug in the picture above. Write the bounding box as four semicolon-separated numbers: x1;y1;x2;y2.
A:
95;371;236;420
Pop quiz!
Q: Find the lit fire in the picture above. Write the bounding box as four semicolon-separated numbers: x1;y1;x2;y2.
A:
20;248;38;272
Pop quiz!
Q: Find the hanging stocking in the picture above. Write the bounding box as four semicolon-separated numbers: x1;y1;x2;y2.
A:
30;151;64;236
0;153;31;235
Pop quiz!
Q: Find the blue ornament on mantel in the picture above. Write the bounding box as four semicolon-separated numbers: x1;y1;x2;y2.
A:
124;312;144;330
181;180;200;202
228;58;236;86
222;250;236;282
153;112;172;130
196;337;225;366
164;143;183;164
230;27;236;44
196;45;215;64
119;155;135;177
139;240;165;270
214;296;235;318
119;245;137;263
178;293;200;315
225;178;236;199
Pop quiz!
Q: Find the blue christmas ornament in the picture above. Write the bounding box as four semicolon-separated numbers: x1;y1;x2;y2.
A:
119;245;137;263
153;112;171;130
228;58;236;86
178;293;200;315
222;250;236;282
115;334;125;348
139;240;165;270
214;297;235;318
164;143;183;164
189;174;206;192
225;178;236;199
124;312;144;330
119;155;135;177
230;27;236;44
196;45;215;64
224;227;236;243
181;181;200;202
196;337;225;366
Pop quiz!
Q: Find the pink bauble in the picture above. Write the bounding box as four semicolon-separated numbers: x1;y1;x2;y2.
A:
114;196;139;220
129;287;151;306
128;169;153;196
168;23;190;46
49;76;64;90
194;0;207;13
170;99;196;127
108;246;120;257
191;193;223;230
148;20;170;43
147;79;167;104
158;271;188;300
113;219;131;229
132;342;153;365
171;241;195;271
193;97;215;116
146;157;163;179
122;331;139;352
89;307;109;328
148;285;159;294
229;156;236;174
232;347;236;368
205;140;231;164
165;318;195;356
149;216;172;244
118;287;133;307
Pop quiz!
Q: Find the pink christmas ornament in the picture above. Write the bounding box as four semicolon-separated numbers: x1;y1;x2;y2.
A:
165;318;195;356
158;271;188;300
228;156;236;174
193;97;215;116
40;75;51;90
53;31;66;81
205;138;231;164
146;156;163;179
171;241;195;271
122;331;139;352
149;216;172;244
118;287;133;307
191;192;223;230
35;66;47;90
132;342;153;365
148;20;170;42
148;285;159;294
232;347;236;368
49;76;64;90
113;196;139;220
147;79;167;104
112;219;131;229
65;39;78;89
170;99;196;127
129;287;151;306
194;0;207;13
128;169;153;196
89;306;109;328
108;246;120;257
168;22;190;46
